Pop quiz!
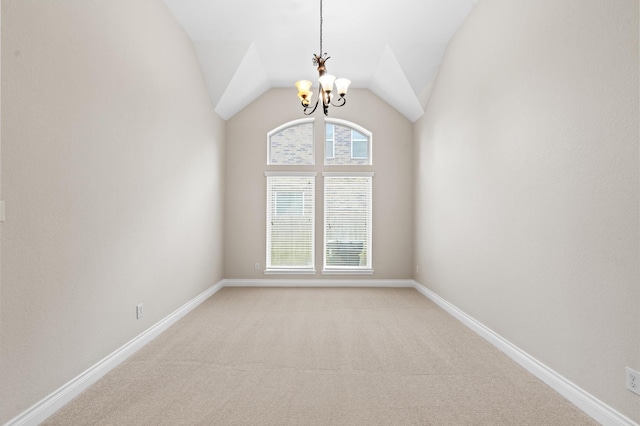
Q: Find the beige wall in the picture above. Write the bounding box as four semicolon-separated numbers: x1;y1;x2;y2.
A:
225;89;413;279
0;1;226;422
3;0;637;422
414;0;639;421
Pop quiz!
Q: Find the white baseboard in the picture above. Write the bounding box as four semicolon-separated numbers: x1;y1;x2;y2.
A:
5;280;225;426
222;278;414;288
411;280;638;426
8;279;635;426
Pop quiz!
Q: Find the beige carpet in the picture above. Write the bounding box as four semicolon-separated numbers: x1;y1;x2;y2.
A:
44;287;597;425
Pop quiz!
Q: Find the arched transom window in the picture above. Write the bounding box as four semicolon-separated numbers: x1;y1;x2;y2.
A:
267;118;315;165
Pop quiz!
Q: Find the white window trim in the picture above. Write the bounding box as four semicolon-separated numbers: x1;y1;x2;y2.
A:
265;172;317;275
267;117;315;166
322;268;374;276
322;172;374;177
264;268;317;275
265;171;318;177
322;172;374;275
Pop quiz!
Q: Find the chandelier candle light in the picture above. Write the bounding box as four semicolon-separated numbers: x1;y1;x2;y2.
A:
295;0;351;115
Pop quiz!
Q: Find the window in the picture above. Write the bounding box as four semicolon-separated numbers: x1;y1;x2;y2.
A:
351;130;368;159
265;173;316;273
324;119;371;165
268;118;314;165
266;119;373;275
325;124;335;159
323;173;373;274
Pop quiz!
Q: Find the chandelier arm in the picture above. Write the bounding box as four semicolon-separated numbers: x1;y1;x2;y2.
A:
302;98;321;115
330;96;346;108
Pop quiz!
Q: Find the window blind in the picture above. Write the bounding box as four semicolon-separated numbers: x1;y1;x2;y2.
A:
266;173;315;272
323;173;373;272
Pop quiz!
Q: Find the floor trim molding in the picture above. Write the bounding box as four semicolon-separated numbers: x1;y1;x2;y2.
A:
411;280;638;426
5;280;225;426
222;278;414;288
7;279;636;426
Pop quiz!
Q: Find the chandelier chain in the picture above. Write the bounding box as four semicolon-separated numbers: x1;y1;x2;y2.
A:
319;0;323;55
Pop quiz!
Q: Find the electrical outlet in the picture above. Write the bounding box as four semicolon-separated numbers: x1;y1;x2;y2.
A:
627;367;640;396
136;303;143;319
254;262;261;271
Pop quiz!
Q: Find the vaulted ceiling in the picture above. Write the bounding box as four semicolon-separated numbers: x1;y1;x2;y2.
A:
163;0;478;122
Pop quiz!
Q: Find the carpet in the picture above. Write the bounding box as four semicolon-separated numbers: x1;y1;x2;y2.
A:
43;287;597;425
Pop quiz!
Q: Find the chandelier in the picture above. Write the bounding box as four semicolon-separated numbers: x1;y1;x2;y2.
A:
295;0;351;115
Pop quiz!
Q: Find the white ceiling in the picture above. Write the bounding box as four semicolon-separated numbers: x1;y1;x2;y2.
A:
163;0;478;121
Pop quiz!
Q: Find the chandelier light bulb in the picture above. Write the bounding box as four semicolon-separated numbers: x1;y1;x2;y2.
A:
319;74;336;93
335;78;351;97
295;80;313;93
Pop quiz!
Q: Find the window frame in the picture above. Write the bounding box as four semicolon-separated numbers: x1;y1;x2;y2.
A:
322;172;374;275
265;171;317;275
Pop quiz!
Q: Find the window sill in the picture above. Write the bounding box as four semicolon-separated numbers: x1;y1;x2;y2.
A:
322;269;374;276
264;269;317;275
